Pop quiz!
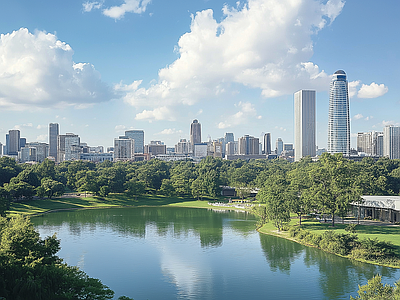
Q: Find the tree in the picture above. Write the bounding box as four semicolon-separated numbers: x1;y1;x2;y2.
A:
256;174;291;231
307;153;360;226
4;181;35;201
124;179;146;200
159;179;175;197
350;275;400;300
41;178;65;199
0;216;114;300
0;187;10;216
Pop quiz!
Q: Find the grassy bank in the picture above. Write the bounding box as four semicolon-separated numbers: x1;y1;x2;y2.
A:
258;218;400;268
8;194;247;216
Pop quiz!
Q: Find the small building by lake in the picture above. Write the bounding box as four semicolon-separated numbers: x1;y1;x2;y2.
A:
352;195;400;223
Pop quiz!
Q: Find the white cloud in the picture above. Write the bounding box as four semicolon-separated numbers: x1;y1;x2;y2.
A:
357;82;388;99
353;114;363;120
135;106;175;122
119;0;344;116
156;128;183;135
348;80;360;98
13;123;33;130
102;0;151;19
115;125;127;132
36;134;48;142
381;120;400;127
82;1;103;12
37;125;44;130
218;101;258;129
0;28;113;110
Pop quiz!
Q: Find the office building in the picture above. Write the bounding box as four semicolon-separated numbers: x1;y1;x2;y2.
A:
264;133;271;155
238;135;259;155
124;130;144;153
4;134;9;155
224;133;234;144
276;138;283;156
193;143;208;158
57;133;80;162
0;142;2;155
175;139;192;155
190;119;201;145
8;130;20;156
145;141;166;156
114;138;134;161
20;138;26;148
294;90;316;161
49;123;59;160
357;131;384;156
26;142;49;162
384;125;400;159
328;70;350;156
225;141;237;156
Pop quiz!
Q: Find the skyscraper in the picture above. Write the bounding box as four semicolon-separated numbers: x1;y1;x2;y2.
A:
125;130;144;153
328;70;350;156
114;138;134;161
263;133;271;155
276;138;283;155
49;123;59;160
384;125;400;159
294;90;316;161
190;119;201;146
238;135;259;155
8;130;20;156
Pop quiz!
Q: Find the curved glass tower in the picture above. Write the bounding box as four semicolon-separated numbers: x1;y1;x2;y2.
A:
328;70;350;156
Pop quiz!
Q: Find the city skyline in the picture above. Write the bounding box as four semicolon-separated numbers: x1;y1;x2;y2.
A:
0;0;398;148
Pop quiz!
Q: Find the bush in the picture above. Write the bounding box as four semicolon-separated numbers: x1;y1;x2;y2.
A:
319;231;358;256
345;223;357;233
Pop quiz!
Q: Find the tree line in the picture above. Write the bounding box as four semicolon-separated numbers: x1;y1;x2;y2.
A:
1;153;400;217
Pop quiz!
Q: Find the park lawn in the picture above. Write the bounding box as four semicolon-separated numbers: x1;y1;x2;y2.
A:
8;194;227;216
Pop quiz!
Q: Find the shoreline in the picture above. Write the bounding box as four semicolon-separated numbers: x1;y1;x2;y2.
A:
9;196;400;269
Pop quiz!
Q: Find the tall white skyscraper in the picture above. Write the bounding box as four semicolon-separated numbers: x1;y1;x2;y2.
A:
328;70;350;156
114;138;134;161
276;138;283;155
384;125;400;159
294;90;316;161
8;130;20;156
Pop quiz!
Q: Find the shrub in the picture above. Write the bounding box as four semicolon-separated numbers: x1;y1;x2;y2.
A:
345;223;357;233
319;231;358;256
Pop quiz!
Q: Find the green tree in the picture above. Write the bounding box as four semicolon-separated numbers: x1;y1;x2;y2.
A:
307;153;360;226
350;275;400;300
124;179;146;200
0;216;114;300
160;179;175;196
41;178;65;199
256;174;291;231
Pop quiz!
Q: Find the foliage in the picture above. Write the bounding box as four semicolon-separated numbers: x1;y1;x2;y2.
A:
0;216;114;300
350;275;400;300
345;223;358;233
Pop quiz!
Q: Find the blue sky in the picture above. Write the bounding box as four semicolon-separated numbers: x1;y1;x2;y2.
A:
0;0;398;150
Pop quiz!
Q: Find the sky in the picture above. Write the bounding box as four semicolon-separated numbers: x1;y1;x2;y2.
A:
0;0;399;149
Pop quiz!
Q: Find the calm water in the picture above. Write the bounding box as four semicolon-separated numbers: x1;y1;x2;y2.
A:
32;207;400;300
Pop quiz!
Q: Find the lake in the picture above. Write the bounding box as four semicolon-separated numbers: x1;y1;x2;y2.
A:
32;207;400;300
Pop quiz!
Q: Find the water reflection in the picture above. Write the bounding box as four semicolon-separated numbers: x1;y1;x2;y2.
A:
33;208;400;300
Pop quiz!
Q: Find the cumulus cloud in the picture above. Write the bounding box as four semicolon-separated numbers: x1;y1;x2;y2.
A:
357;82;388;99
157;128;183;135
135;106;175;122
353;113;363;120
218;102;260;129
102;0;151;19
348;80;360;98
36;134;48;142
82;1;103;12
119;0;344;116
0;28;113;110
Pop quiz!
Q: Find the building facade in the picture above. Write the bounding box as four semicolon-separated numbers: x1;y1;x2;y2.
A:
190;119;201;146
328;70;350;156
276;138;283;156
294;90;316;161
124;130;144;153
357;131;384;156
263;133;271;155
238;135;259;155
384;125;400;159
114;138;134;161
8;130;20;156
49;123;59;160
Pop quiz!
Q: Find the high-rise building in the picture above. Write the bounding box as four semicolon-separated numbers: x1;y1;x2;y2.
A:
49;123;59;160
384;125;400;159
57;133;80;162
328;70;350;156
26;142;49;163
20;138;26;148
190;119;201;146
357;131;384;156
263;133;271;155
294;90;316;161
0;142;2;155
145;141;166;156
238;135;259;155
224;133;234;144
5;134;9;155
124;130;144;153
114;138;134;161
175;139;192;155
276;138;283;155
8;130;20;156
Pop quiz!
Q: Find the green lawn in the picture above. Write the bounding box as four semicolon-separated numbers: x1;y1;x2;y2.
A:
8;194;237;216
